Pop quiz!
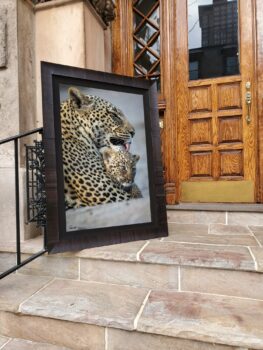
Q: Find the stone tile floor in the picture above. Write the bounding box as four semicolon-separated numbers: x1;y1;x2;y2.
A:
1;222;263;273
2;213;263;349
0;336;69;349
1;273;263;349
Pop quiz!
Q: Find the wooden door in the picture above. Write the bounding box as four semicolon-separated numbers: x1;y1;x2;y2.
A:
176;0;258;203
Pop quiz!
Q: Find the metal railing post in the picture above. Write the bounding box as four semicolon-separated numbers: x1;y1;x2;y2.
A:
14;138;21;265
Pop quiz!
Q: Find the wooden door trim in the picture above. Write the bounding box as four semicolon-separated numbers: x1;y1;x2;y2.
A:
239;0;258;196
167;203;263;212
112;0;133;76
256;0;263;203
112;0;178;204
175;0;258;203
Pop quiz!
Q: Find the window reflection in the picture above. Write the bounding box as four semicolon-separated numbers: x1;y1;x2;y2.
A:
188;0;239;80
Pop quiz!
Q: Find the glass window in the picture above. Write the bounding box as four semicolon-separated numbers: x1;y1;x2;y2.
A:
133;0;161;90
188;0;239;80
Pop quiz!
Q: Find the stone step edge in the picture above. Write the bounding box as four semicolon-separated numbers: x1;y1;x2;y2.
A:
22;253;263;274
0;334;70;350
0;310;261;350
1;248;260;274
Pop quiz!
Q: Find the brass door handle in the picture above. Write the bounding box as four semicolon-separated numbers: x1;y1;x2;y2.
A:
245;81;251;125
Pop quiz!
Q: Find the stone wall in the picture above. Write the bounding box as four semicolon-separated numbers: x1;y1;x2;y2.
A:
34;0;112;125
0;0;112;243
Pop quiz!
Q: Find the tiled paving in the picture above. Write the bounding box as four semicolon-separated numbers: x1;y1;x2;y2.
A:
1;211;263;349
0;274;263;349
137;290;263;349
0;338;70;349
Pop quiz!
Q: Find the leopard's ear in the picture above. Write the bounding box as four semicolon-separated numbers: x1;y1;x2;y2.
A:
68;87;94;110
68;87;84;108
133;154;140;163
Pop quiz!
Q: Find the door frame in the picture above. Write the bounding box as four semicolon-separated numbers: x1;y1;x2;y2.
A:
112;0;263;204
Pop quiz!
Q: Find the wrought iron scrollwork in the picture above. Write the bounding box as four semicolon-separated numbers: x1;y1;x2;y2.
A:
25;140;46;227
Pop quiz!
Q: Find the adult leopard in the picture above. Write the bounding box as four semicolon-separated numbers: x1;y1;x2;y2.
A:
61;87;135;208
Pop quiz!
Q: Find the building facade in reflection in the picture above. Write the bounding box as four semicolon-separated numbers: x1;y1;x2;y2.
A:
189;0;239;80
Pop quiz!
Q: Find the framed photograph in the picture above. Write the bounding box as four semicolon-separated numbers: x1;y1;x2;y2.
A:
41;62;168;253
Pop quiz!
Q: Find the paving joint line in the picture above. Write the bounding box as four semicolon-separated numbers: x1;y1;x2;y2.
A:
0;338;12;350
136;241;150;261
181;290;263;302
247;227;262;247
133;289;151;329
105;327;108;350
247;246;259;271
178;266;181;292
78;258;81;280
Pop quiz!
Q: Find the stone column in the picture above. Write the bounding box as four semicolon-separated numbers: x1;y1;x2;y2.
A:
0;0;113;244
35;0;112;125
0;0;39;243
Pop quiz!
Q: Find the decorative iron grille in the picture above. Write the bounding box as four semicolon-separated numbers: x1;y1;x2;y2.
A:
133;0;161;90
25;140;46;228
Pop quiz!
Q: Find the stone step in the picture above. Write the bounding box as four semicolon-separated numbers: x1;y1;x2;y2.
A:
0;335;70;349
0;273;262;350
1;222;263;300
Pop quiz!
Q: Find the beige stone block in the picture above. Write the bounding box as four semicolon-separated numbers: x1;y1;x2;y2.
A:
84;2;106;71
20;279;148;330
167;210;225;224
0;168;16;242
107;328;244;350
181;267;263;300
228;212;263;226
249;226;263;245
0;274;52;312
21;236;43;254
210;224;251;235
251;247;263;272
17;0;37;135
0;9;7;68
163;232;258;247
104;27;112;72
249;226;263;234
77;240;147;262
137;290;263;349
80;259;178;290
168;223;209;234
0;335;9;347
3;338;69;350
0;236;43;254
0;311;105;350
140;242;255;270
0;168;40;243
19;255;79;279
0;253;16;273
0;0;20;144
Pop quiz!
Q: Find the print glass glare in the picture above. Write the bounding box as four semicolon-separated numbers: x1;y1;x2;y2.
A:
188;0;239;80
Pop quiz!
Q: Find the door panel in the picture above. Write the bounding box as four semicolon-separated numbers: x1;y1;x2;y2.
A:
176;0;257;203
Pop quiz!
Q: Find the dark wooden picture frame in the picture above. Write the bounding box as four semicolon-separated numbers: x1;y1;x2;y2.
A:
41;62;168;253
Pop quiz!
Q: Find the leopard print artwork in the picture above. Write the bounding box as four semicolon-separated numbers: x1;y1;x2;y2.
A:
61;87;136;208
102;148;143;198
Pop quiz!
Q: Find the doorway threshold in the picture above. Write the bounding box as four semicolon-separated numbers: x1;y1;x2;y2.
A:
167;203;263;212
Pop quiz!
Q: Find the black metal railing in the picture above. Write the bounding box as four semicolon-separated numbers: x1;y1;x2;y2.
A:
0;128;47;280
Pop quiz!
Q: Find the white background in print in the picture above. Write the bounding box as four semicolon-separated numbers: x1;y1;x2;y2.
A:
60;85;151;231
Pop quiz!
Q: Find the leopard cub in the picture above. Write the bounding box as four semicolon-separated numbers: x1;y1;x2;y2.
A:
102;148;143;198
